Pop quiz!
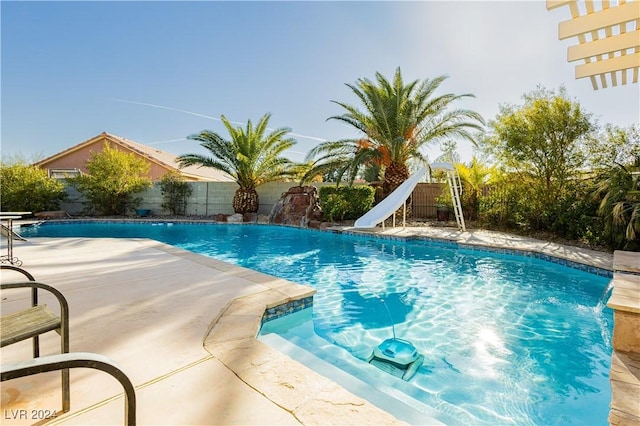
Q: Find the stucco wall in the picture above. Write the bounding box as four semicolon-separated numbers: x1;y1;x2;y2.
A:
40;140;172;181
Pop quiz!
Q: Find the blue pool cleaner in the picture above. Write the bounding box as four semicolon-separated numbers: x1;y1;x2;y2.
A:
367;297;424;381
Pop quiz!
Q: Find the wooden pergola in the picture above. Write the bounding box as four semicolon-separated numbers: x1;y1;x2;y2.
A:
547;0;639;89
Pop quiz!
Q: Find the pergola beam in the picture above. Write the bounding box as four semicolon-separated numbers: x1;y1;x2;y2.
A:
548;0;639;90
575;52;640;79
547;0;576;11
567;29;640;60
558;2;640;40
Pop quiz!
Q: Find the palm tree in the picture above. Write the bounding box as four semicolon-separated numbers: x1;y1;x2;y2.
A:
594;156;640;250
178;114;297;214
305;68;484;200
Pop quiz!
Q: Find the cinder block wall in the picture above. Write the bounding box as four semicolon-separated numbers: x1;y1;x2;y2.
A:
60;181;445;218
62;182;337;216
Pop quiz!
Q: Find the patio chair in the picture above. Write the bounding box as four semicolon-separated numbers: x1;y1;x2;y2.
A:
0;265;70;412
1;266;136;424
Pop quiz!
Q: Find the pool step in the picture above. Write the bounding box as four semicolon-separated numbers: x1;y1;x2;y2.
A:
259;332;446;425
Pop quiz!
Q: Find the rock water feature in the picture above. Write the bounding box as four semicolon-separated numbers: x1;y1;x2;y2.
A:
268;186;322;228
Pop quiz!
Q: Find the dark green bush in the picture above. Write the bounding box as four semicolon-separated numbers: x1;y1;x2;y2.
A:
478;178;523;228
159;172;193;215
319;185;375;221
548;181;603;243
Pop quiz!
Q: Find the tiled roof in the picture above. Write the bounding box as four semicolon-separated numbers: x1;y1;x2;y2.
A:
104;133;234;181
36;132;234;182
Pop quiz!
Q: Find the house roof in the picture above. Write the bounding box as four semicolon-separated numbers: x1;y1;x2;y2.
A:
35;132;234;182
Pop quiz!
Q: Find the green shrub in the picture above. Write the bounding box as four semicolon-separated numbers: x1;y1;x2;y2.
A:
548;181;603;243
478;176;523;228
319;185;375;221
68;143;152;215
159;172;193;215
479;172;606;246
0;163;67;212
323;193;350;221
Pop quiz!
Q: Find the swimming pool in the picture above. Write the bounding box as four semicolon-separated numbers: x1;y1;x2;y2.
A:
21;222;613;425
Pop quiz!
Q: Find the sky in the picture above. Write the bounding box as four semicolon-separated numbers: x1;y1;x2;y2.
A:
1;0;639;167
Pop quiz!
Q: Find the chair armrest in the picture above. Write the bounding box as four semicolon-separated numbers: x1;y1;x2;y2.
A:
1;352;136;425
1;281;69;327
1;265;37;304
0;265;35;281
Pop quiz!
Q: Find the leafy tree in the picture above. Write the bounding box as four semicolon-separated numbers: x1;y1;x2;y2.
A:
586;123;640;171
304;68;484;199
159;171;193;215
288;161;323;184
69;143;152;215
0;162;66;212
362;164;382;182
482;86;594;230
1;152;45;165
321;167;342;183
178;114;297;214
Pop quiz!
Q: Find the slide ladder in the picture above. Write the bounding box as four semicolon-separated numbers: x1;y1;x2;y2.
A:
353;163;466;231
430;163;466;232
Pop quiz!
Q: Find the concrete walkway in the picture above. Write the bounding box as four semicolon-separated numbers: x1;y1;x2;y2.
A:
0;226;615;425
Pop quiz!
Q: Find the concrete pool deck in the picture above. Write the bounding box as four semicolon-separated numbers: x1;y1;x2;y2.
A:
0;224;616;425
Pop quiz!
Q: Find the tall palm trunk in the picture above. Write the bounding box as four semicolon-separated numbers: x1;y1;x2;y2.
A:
383;162;412;219
233;187;259;213
382;162;410;196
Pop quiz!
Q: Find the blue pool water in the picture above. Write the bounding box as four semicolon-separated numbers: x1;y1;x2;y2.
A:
21;222;613;425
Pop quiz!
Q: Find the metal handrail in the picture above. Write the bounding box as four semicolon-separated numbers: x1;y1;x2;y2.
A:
1;352;136;425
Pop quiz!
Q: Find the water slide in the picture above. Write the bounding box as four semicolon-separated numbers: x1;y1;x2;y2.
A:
353;166;427;228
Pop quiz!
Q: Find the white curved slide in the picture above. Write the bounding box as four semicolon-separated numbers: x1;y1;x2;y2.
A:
354;166;427;228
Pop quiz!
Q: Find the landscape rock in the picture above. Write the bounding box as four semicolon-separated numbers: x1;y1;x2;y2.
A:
34;210;70;218
268;186;322;227
227;213;244;223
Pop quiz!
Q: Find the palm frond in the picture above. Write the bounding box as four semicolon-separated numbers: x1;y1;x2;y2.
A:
178;113;297;191
315;68;483;191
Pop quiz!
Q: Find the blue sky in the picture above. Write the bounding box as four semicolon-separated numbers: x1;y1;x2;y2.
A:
2;1;638;165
